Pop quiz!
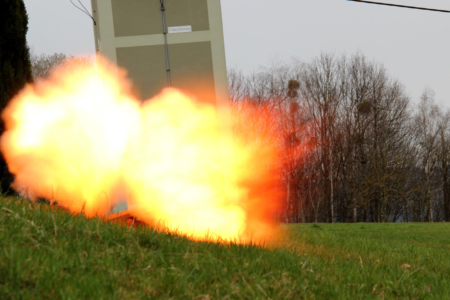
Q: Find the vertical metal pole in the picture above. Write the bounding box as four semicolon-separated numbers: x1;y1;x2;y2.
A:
160;0;171;87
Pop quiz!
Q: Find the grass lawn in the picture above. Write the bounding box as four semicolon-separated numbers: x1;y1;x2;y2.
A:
1;197;449;299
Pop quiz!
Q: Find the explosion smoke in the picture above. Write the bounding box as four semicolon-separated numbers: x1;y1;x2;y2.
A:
0;57;284;243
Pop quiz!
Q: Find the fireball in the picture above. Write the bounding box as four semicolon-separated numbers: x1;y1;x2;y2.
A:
0;57;283;243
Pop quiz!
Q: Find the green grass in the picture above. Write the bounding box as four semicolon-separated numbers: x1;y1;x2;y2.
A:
1;197;449;299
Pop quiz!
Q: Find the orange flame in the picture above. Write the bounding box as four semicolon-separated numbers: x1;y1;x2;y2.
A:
0;57;284;243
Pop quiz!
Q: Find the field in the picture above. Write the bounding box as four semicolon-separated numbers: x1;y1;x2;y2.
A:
1;197;449;299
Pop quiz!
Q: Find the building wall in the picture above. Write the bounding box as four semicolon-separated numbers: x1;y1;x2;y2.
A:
90;1;238;210
90;0;229;105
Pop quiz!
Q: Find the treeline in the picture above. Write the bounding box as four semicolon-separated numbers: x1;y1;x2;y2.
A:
229;52;450;223
26;51;450;223
30;52;92;79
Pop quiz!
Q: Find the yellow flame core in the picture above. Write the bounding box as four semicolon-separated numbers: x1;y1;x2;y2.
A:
1;58;282;242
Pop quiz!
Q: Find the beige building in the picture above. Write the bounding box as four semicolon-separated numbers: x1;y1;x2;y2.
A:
89;1;238;215
90;0;229;105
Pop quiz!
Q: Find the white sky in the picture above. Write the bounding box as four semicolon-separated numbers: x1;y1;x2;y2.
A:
24;0;450;107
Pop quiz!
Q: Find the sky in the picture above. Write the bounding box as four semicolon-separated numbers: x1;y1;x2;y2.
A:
23;0;450;107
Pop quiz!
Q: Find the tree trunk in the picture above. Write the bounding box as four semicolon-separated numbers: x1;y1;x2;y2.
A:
441;133;450;221
425;160;434;222
285;178;290;223
329;146;334;223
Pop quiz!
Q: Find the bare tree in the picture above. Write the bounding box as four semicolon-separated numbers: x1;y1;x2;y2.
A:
30;50;92;80
229;52;450;223
297;53;346;223
413;89;443;222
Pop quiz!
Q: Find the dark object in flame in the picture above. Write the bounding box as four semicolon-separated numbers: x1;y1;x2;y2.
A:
105;208;146;228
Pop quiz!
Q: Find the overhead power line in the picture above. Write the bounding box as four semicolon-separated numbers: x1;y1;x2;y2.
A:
69;0;97;25
347;0;450;13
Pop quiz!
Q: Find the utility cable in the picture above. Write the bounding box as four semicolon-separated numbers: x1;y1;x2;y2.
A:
160;0;172;87
76;0;91;16
70;0;97;25
347;0;450;13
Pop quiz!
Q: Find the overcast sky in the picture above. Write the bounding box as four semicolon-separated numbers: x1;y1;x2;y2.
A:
24;0;450;107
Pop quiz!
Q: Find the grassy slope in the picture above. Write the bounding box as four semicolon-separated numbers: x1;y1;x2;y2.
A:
0;197;449;299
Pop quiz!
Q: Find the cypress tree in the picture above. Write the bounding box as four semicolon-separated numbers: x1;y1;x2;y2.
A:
0;0;33;194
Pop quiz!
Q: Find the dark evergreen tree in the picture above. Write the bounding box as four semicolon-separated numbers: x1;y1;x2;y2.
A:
0;0;33;194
